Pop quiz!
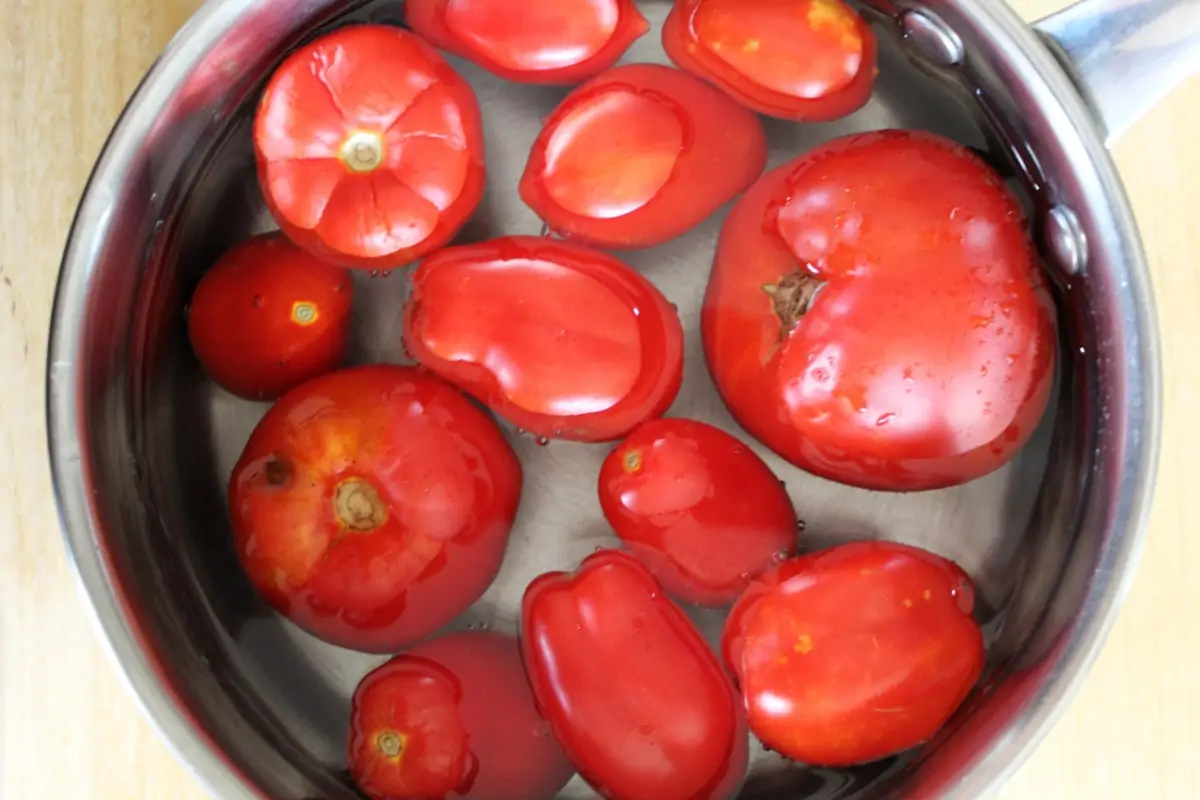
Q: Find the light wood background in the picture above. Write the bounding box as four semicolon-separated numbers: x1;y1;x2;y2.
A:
2;0;1197;797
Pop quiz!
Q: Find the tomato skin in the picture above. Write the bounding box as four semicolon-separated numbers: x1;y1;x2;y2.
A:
405;0;650;85
404;236;684;442
254;25;485;271
522;550;748;800
721;541;985;767
702;130;1057;491
519;64;767;249
228;365;522;652
662;0;876;121
598;419;797;606
186;234;352;400
348;632;574;800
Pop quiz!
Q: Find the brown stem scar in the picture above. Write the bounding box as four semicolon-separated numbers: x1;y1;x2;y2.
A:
377;731;404;759
333;478;387;532
264;457;289;486
762;272;824;336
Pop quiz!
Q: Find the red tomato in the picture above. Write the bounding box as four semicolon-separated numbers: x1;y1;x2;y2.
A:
405;0;649;85
702;130;1057;491
404;236;684;442
348;631;574;800
662;0;876;121
519;64;767;249
598;418;797;606
254;25;485;271
228;365;521;652
186;234;352;400
522;550;748;800
721;541;985;766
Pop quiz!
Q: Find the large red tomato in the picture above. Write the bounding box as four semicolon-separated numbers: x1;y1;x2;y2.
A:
404;236;684;442
522;550;748;799
187;233;352;400
405;0;649;84
703;130;1057;491
721;541;985;766
254;25;485;271
519;64;767;249
228;365;521;652
348;631;574;800
598;418;797;606
662;0;876;121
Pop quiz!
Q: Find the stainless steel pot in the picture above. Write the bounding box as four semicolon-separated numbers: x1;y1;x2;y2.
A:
47;0;1194;797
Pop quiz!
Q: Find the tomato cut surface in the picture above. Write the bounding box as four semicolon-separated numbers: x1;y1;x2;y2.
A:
186;233;352;400
406;0;649;84
404;236;683;442
520;64;767;249
254;25;484;270
663;0;876;121
721;541;985;766
703;130;1056;491
228;366;521;652
522;550;748;799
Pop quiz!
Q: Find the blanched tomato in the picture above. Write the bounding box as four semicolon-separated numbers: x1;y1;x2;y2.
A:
703;130;1056;491
404;236;684;442
254;24;485;270
522;550;748;799
348;632;574;800
721;541;985;766
405;0;649;84
519;64;767;249
228;365;521;652
598;418;797;606
662;0;876;121
186;234;352;400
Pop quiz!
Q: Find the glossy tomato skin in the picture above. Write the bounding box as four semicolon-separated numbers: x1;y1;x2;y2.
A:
519;64;767;249
721;541;985;766
598;418;797;606
662;0;876;121
254;25;485;271
228;365;522;652
405;0;650;85
522;550;748;800
348;631;574;800
186;234;352;400
404;236;684;442
702;130;1057;491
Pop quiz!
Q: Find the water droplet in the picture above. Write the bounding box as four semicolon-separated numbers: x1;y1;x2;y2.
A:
669;302;679;312
515;428;527;437
638;723;655;735
335;282;346;293
593;545;605;553
380;270;393;278
369;269;380;278
553;428;564;437
252;295;264;308
535;435;550;446
1005;353;1017;366
979;364;988;377
478;622;489;630
794;520;806;534
875;412;895;427
278;359;288;366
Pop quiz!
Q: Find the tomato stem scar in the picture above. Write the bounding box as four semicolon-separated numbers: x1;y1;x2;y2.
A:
333;478;388;532
623;449;643;473
291;301;318;326
763;272;824;333
377;730;405;759
264;457;290;486
340;131;384;173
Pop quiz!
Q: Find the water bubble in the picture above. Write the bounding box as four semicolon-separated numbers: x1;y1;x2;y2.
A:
535;436;551;446
795;520;806;534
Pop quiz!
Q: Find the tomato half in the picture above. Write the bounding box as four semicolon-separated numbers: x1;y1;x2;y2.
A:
662;0;876;121
405;0;649;85
404;236;684;442
702;130;1057;491
721;541;985;767
228;365;522;652
519;64;767;249
254;24;485;270
186;233;352;400
522;550;748;800
598;418;797;606
348;631;574;800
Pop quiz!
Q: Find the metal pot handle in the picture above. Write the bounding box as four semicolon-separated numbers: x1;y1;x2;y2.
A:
1034;0;1200;144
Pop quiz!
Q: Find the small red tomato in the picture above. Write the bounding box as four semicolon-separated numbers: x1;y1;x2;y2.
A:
405;0;650;85
404;236;684;442
186;234;352;400
228;365;521;652
721;541;985;766
662;0;876;121
254;25;485;271
703;130;1057;491
348;631;574;800
598;418;797;606
522;550;748;800
519;64;767;249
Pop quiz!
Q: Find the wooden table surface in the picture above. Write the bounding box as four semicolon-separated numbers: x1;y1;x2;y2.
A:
2;0;1198;797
